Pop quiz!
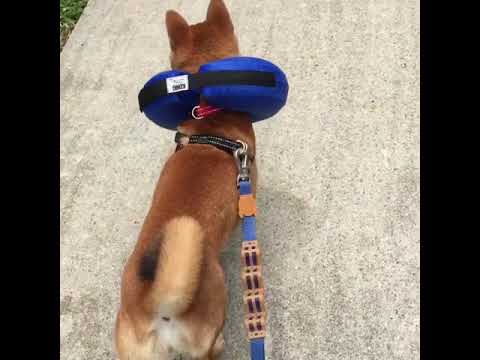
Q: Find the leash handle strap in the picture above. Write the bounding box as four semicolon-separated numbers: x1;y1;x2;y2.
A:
239;180;266;360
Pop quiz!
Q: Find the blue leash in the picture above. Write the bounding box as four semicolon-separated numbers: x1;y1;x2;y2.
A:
237;158;266;360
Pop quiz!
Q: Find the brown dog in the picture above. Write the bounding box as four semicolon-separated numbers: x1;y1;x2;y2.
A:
114;1;257;359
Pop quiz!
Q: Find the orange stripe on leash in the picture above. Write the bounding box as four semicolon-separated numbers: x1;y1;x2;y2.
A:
239;194;257;217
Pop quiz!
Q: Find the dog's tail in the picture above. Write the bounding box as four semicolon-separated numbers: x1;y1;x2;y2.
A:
141;216;204;317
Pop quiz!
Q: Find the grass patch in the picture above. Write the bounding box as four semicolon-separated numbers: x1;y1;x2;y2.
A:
60;0;89;51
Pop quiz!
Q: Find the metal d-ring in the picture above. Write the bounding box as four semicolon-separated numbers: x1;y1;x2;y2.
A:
191;105;203;119
235;140;248;155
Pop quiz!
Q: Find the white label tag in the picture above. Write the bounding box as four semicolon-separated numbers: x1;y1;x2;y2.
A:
166;75;189;93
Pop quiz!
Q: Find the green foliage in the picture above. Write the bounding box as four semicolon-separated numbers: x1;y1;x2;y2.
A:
60;0;89;32
60;0;89;50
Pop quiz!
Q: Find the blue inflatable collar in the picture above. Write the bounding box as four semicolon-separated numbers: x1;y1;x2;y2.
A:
138;57;289;130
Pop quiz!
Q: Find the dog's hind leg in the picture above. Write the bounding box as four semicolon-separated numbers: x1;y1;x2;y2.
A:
209;332;225;359
114;310;170;360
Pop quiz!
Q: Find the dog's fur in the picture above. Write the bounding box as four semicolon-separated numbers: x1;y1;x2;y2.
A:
114;1;257;359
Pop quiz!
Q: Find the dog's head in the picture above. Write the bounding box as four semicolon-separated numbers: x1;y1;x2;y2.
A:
165;0;239;73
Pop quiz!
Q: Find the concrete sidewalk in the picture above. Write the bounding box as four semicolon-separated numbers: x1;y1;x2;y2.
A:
60;0;420;359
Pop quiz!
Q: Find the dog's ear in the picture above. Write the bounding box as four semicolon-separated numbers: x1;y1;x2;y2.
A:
206;0;234;33
165;10;192;52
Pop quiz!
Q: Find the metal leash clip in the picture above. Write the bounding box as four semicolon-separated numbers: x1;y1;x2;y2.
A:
234;140;250;185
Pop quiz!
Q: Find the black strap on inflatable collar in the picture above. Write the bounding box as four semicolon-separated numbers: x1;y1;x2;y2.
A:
174;132;243;154
139;71;276;112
